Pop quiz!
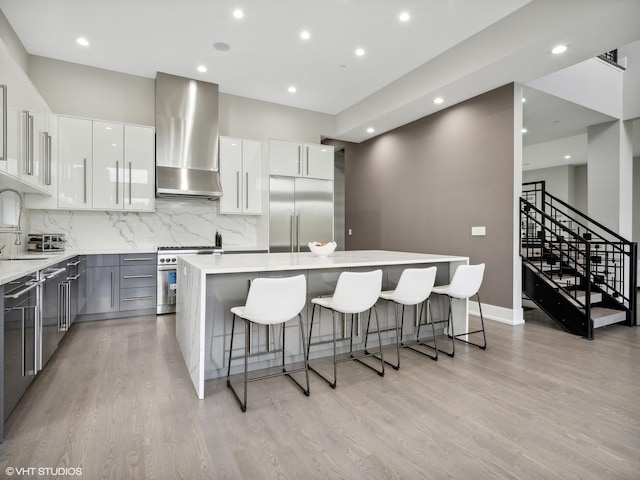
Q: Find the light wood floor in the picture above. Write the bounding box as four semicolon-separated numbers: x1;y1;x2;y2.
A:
0;309;638;479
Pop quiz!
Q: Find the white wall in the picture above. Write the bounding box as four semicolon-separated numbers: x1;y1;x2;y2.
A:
634;156;640;245
523;165;572;203
527;58;624;119
618;40;640;120
0;8;27;72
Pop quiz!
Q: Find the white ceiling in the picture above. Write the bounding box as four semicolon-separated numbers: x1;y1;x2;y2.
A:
1;0;640;144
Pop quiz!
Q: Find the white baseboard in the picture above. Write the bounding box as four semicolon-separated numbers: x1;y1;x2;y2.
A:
469;303;524;326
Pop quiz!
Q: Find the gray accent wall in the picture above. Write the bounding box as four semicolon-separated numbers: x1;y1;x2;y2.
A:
329;84;516;308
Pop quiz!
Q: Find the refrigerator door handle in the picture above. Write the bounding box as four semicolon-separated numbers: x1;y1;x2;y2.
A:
290;214;295;252
296;214;301;252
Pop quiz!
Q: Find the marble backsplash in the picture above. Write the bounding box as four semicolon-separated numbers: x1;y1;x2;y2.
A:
25;199;268;251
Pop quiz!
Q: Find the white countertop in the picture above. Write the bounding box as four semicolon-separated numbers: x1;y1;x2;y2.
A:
180;250;469;274
0;248;157;285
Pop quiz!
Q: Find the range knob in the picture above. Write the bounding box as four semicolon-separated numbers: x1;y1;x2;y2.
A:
159;258;165;263
171;257;177;263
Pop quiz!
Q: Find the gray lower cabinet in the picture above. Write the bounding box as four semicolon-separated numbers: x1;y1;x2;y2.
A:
80;253;156;320
77;255;87;315
119;257;156;311
84;255;120;315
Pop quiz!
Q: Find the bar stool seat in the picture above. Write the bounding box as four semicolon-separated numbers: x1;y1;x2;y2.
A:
226;274;309;412
377;266;438;368
307;269;384;388
431;263;486;357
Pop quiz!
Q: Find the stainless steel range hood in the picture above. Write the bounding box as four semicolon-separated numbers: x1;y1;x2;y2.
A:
155;72;223;199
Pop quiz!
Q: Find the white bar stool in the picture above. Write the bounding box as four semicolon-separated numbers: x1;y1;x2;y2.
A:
226;274;309;412
431;263;486;357
376;266;438;368
306;269;384;388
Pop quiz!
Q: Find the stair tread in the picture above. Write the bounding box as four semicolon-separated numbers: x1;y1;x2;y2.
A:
591;307;626;328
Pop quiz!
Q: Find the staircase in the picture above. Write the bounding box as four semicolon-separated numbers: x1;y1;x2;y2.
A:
521;182;637;339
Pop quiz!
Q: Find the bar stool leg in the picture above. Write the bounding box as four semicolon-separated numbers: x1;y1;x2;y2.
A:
365;302;401;370
401;299;439;361
452;293;487;349
308;305;339;388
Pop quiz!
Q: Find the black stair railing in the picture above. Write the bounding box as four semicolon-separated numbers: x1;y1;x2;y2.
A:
521;181;638;335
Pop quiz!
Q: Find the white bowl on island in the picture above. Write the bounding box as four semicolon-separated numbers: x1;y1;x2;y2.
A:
308;241;337;257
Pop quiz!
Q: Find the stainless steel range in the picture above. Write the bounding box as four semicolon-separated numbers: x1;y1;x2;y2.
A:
157;246;223;314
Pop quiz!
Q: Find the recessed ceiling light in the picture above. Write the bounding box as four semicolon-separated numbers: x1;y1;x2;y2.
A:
564;155;571;159
366;127;375;134
551;44;568;55
233;9;244;19
433;97;444;105
300;30;310;40
399;12;410;22
213;42;231;52
521;128;528;134
355;48;365;57
105;127;112;130
76;37;89;47
111;143;118;147
521;97;526;103
288;86;297;93
197;65;207;73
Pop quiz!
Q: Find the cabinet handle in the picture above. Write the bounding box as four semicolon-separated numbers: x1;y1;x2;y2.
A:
296;214;300;252
111;271;115;308
122;257;154;262
115;160;119;204
306;146;309;176
23;111;29;174
21;306;26;376
128;162;132;205
57;282;63;331
0;84;6;161
28;114;34;175
245;171;249;209
66;281;71;330
67;260;81;266
83;158;87;204
123;274;153;279
297;145;301;175
236;171;240;209
45;133;52;185
122;295;154;301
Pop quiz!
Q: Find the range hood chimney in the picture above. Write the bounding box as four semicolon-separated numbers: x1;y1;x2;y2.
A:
155;72;223;199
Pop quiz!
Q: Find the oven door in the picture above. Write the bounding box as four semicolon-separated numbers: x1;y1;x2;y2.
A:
157;266;177;314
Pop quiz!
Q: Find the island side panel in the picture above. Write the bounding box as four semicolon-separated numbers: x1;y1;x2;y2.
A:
176;259;206;399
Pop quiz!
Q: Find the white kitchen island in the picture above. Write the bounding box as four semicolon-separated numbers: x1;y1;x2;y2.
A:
176;250;468;398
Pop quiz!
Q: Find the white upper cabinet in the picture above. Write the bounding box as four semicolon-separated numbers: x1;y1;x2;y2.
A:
305;143;334;180
0;40;52;194
58;116;93;209
93;121;124;210
123;125;155;211
44;117;155;212
269;139;333;180
219;136;263;215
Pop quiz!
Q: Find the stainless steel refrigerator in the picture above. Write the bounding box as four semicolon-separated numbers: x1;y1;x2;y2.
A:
269;176;334;252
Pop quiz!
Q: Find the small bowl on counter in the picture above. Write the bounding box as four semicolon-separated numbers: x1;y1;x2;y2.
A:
308;241;337;257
